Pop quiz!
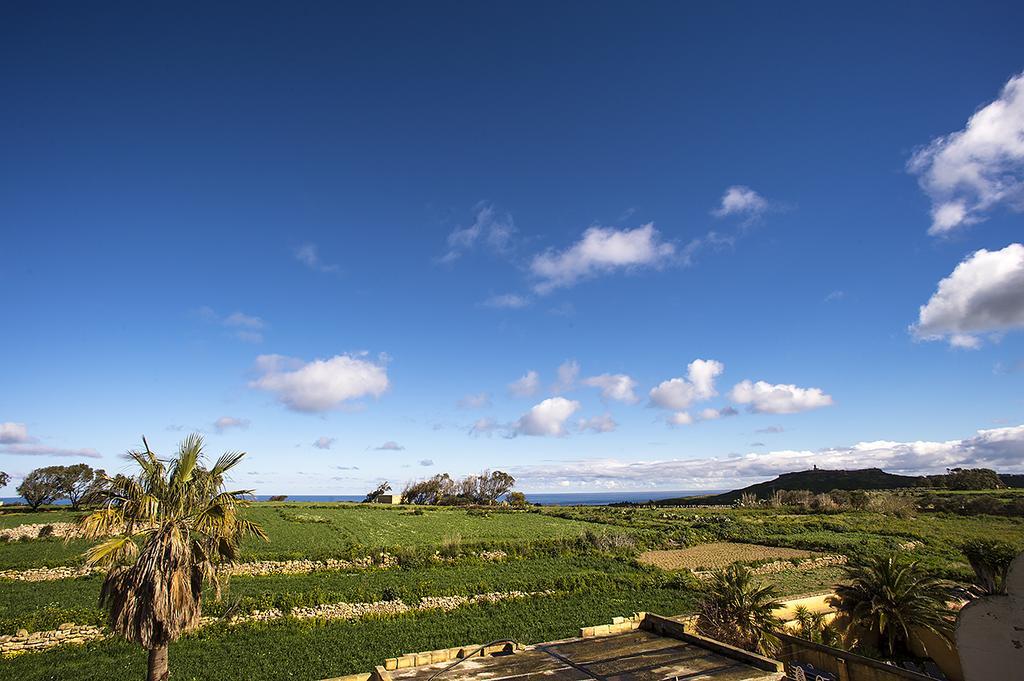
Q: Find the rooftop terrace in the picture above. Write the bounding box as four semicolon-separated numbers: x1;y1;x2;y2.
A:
344;613;783;681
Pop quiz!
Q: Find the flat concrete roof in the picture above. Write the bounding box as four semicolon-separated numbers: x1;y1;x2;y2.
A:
388;629;781;681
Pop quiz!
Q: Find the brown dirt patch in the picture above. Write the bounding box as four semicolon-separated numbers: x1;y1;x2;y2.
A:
638;542;816;571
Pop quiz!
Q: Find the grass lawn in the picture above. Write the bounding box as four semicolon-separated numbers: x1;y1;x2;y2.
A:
239;504;617;560
0;504;618;568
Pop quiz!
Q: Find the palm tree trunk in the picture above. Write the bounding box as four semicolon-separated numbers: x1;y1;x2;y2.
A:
148;643;169;681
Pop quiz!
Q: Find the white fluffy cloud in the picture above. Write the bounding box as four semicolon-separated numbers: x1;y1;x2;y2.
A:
668;412;694;426
214;416;250;433
250;353;389;412
508;370;540;397
0;422;31;444
375;441;405;451
582;373;639;403
510;423;1024;490
912;243;1024;348
578;414;618;433
713;186;768;219
313;436;335;450
530;223;675;293
729;380;833;414
649;359;724;410
514;397;581;437
909;72;1024;235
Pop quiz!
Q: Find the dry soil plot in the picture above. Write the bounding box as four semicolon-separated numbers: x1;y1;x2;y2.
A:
638;542;815;571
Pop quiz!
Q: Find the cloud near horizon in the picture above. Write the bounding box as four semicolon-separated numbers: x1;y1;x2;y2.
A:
250;353;389;412
0;444;102;459
0;422;32;444
0;423;101;459
509;423;1024;490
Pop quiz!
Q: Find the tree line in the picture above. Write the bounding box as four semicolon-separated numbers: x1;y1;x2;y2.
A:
1;463;111;510
362;470;523;506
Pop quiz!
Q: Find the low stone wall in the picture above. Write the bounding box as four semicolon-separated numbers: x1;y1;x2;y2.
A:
2;591;555;656
0;624;104;656
692;554;846;580
579;612;646;638
0;523;81;542
0;554;401;583
223;554;398;577
0;566;102;582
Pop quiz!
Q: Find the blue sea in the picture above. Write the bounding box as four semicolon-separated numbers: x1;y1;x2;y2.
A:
2;490;721;507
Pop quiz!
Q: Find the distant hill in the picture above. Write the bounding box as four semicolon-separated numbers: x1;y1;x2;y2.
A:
1001;474;1024;489
656;468;923;505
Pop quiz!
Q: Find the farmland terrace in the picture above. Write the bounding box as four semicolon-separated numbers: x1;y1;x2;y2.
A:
0;501;1021;680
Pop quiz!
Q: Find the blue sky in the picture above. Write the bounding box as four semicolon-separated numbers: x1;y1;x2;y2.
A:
2;2;1023;495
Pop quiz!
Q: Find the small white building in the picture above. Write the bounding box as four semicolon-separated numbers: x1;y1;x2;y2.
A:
376;494;401;505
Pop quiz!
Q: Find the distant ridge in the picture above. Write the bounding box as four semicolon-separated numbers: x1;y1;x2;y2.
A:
655;467;922;505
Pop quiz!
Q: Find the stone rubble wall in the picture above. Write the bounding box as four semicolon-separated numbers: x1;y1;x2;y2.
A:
1;591;553;656
0;549;510;583
0;554;400;583
692;554;847;580
0;523;82;542
0;624;104;656
0;566;102;582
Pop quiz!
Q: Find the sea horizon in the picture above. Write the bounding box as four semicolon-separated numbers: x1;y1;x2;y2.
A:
1;489;723;508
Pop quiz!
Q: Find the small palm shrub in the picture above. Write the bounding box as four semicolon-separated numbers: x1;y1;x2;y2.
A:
696;564;783;655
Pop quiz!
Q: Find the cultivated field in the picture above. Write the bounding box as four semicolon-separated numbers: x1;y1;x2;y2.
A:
638;542;814;570
0;500;1021;681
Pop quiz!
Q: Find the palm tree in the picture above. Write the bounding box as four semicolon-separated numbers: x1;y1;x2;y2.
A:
80;434;267;681
829;554;951;659
696;564;783;655
792;605;840;647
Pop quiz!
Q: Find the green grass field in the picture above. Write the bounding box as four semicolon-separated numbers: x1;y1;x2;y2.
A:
1;500;1022;680
0;504;618;567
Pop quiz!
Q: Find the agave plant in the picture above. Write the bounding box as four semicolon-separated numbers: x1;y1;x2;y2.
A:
829;553;951;658
696;563;783;655
80;434;267;681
